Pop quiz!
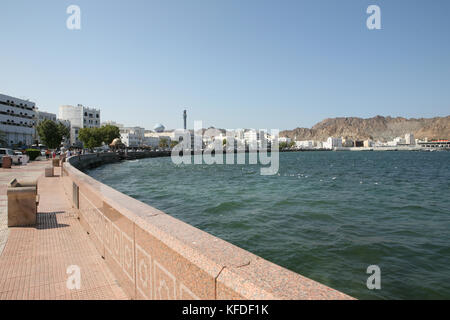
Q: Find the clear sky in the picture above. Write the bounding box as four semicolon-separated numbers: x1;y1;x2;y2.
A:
1;0;449;130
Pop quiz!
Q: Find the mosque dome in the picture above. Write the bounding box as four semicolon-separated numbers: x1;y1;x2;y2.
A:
154;123;165;132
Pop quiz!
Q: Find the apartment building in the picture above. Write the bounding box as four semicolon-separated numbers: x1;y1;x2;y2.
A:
59;104;101;146
0;93;37;146
120;126;145;147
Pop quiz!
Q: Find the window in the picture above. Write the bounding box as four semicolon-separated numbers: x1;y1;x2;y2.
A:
84;112;87;116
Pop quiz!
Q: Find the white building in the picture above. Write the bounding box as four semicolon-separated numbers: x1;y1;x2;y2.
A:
323;137;342;149
295;140;314;149
101;120;123;128
279;137;292;144
0;93;37;146
143;136;160;147
59;104;101;146
36;110;57;122
244;130;260;144
405;133;415;145
387;137;405;146
119;127;145;147
145;130;175;140
120;132;140;147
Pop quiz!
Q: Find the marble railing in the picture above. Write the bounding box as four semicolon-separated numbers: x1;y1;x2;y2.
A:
62;153;353;300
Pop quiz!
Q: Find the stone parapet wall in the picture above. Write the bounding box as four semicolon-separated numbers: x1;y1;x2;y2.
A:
62;153;353;300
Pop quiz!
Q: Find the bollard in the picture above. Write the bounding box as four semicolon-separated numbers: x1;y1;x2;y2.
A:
2;156;12;169
7;178;38;227
52;158;60;167
45;166;54;177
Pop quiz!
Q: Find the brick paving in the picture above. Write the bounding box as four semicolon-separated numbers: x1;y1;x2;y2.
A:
0;161;128;300
0;160;45;256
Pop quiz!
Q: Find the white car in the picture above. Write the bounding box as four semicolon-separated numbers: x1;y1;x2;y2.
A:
0;149;29;165
12;151;29;165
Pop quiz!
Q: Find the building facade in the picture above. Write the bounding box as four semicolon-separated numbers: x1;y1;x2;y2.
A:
405;133;415;145
120;127;145;147
0;93;37;146
58;104;101;146
36;110;57;123
142;136;159;147
323;137;342;149
295;140;314;149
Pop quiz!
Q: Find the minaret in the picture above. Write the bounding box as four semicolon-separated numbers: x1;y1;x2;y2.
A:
183;109;187;130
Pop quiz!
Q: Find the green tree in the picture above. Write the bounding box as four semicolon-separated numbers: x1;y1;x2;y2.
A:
100;125;120;145
37;120;68;149
58;122;70;142
78;127;103;150
170;140;179;148
159;138;169;148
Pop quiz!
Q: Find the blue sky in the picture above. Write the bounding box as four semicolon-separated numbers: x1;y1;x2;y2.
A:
1;0;449;130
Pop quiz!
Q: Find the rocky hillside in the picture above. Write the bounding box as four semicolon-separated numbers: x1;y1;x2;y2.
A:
280;116;450;142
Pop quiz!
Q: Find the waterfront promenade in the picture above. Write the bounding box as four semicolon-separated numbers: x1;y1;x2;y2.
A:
0;160;128;300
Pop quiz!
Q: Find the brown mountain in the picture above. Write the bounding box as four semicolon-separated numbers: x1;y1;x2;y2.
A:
280;116;450;142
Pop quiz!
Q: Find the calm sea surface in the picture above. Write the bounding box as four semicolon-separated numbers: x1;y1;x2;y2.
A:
87;151;450;299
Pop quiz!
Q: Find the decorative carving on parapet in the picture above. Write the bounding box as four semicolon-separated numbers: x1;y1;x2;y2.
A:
136;243;152;299
104;217;112;253
154;260;176;300
112;223;121;265
77;190;202;300
122;231;134;282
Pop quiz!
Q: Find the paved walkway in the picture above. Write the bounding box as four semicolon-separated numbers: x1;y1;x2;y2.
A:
0;161;128;300
0;160;46;256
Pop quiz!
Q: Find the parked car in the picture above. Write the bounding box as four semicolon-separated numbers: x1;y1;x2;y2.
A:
12;151;29;165
0;148;15;167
